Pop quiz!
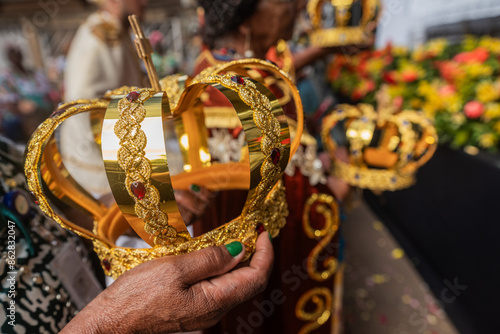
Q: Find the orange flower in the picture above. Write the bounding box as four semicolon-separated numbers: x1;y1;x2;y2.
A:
401;68;419;82
453;47;489;63
435;61;465;83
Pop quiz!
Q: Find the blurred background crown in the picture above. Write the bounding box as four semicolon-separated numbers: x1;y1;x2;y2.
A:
307;0;381;47
321;98;438;191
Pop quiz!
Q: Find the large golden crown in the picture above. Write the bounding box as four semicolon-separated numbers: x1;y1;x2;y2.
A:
307;0;381;47
24;17;304;278
321;103;438;191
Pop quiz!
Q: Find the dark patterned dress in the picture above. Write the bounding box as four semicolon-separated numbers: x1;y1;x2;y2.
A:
0;137;102;333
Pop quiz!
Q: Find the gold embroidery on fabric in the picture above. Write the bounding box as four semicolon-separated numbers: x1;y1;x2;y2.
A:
302;193;340;281
295;287;333;334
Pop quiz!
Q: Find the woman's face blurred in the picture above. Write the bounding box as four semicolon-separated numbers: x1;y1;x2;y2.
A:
249;0;303;51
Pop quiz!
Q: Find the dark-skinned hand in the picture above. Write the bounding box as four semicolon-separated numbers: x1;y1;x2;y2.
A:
60;232;274;334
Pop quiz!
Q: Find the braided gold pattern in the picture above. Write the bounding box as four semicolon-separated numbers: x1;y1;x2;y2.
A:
114;89;178;244
192;58;296;86
189;58;304;158
190;74;284;224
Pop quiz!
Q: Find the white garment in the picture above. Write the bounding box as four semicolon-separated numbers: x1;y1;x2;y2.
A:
59;11;143;197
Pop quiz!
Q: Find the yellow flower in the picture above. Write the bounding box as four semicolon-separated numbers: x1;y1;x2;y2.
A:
444;94;462;113
465;63;494;78
366;58;385;75
494;121;500;134
451;113;465;125
476;81;499;103
412;45;426;61
422;101;440;117
479;133;496;148
417;80;433;97
426;38;448;56
393;46;409;57
462;35;478;51
387;84;406;98
410;98;422;109
484;103;500;120
479;36;500;55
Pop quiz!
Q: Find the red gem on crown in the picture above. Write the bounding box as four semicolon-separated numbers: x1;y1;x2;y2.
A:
130;181;146;199
271;148;281;165
50;109;65;118
231;76;245;85
102;259;111;271
126;91;140;102
255;223;265;234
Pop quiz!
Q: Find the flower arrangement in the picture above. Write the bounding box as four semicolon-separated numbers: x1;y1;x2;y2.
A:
328;35;500;151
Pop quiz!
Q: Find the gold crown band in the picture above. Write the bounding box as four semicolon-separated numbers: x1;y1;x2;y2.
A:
332;162;415;191
309;27;372;48
104;89;189;245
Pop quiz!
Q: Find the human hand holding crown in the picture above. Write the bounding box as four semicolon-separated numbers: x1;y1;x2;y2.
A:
24;16;304;279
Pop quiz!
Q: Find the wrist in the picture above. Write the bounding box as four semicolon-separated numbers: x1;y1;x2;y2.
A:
61;290;124;334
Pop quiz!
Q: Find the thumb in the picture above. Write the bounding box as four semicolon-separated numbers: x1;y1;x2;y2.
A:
174;241;246;286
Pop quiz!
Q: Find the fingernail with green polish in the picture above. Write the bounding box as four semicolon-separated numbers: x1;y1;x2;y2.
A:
268;233;273;243
225;241;243;257
190;184;201;192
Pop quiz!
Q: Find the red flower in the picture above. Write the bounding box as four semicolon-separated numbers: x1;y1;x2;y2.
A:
364;80;376;92
383;71;398;84
384;55;394;66
357;59;368;76
464;101;484;119
352;89;363;101
329;66;341;81
453;47;489;63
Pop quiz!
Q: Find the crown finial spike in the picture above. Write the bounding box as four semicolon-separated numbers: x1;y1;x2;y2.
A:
128;14;161;91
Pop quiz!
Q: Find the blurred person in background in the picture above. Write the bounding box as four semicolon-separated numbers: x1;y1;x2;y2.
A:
0;45;59;143
59;0;148;198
